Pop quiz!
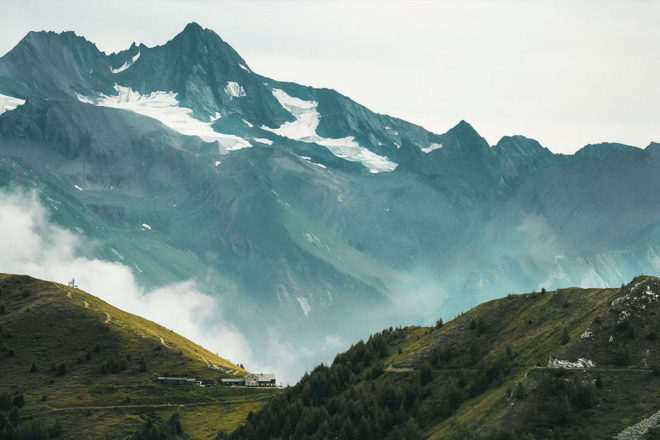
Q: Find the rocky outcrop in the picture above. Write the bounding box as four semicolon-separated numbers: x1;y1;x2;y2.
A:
547;357;595;369
616;410;660;440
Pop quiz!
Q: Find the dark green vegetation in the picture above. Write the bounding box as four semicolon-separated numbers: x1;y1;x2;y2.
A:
0;274;279;439
1;22;659;379
230;276;660;439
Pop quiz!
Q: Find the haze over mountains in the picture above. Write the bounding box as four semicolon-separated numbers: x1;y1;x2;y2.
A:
0;22;658;382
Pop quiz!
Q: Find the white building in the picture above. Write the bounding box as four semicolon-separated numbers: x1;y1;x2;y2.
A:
221;373;276;387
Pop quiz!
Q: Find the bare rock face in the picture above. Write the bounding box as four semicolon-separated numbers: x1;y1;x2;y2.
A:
558;277;660;369
547;357;595;369
616;410;660;440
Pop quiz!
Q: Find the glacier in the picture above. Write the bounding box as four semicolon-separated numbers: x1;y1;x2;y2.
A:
421;143;443;153
0;93;26;115
263;88;397;173
225;81;246;98
111;51;141;74
78;85;252;152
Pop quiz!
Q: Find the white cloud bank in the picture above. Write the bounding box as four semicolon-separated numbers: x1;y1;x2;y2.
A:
0;187;350;384
0;187;251;370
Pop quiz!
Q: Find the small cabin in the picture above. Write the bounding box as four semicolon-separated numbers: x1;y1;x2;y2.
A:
156;376;202;386
245;373;276;387
221;373;276;387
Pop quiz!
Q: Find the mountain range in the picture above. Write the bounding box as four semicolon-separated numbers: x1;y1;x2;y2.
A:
0;22;658;381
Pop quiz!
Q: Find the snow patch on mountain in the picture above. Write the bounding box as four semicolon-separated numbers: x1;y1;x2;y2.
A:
300;156;327;169
111;52;140;74
110;248;125;261
74;92;94;104
263;89;397;173
422;143;443;153
385;126;399;136
253;138;273;145
0;93;26;115
297;296;311;316
224;81;246;98
79;85;252;151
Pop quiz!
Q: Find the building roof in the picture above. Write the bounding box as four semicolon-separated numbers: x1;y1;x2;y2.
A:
244;373;276;381
157;377;198;381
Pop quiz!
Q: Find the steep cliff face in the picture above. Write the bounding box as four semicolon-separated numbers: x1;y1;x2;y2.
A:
557;276;660;369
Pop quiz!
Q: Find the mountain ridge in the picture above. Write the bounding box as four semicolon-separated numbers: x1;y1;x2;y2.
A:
227;275;660;440
0;23;658;383
0;273;281;439
3;23;651;158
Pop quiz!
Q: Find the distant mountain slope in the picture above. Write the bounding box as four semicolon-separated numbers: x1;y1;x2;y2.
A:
0;273;278;440
0;30;115;99
229;276;660;439
0;23;658;381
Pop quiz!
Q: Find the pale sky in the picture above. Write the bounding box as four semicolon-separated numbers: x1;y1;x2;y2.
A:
1;0;658;154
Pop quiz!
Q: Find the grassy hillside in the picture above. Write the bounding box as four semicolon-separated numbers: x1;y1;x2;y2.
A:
0;274;280;439
229;276;660;439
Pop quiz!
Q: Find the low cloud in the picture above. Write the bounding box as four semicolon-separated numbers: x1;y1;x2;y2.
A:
250;329;348;385
0;187;251;370
0;186;355;384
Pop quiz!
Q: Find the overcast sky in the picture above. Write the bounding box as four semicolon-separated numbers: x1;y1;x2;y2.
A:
1;0;658;154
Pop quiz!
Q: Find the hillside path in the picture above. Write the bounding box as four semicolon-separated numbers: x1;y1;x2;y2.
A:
28;393;275;417
30;402;185;416
50;282;71;299
385;364;414;373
